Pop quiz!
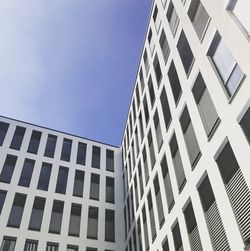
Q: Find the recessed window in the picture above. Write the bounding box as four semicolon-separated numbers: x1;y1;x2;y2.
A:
159;29;170;64
153;5;161;33
136;84;141;110
160;87;172;131
134;174;139;209
76;142;87;165
0;154;17;183
139;68;145;94
167;1;180;36
153;109;163;151
37;162;52;191
139;112;144;142
0;121;9;146
90;173;100;200
148;29;155;55
148;76;156;108
172;221;183;251
147;130;156;169
138;161;144;198
208;32;244;97
162;237;170;251
60;138;72;162
126;196;131;230
73;170;85;197
239;106;250;144
86;248;97;251
192;72;220;137
7;193;26;228
91;146;101;169
67;245;78;251
28;197;45;231
46;243;59;251
105;209;115;242
188;0;210;40
0;237;16;251
153;54;162;86
49;200;64;234
44;134;57;158
143;50;150;76
147;191;156;241
55;166;69;194
168;61;182;105
87;207;99;239
177;30;195;75
106;149;114;172
68;204;81;237
137;218;143;251
18;158;35;187
27;130;42;154
0;189;7;214
142;206;149;250
10;126;26;150
106;177;115;203
24;239;38;251
143;96;149;125
142;147;149;183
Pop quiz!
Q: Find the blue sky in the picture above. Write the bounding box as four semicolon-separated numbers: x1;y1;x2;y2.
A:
0;0;152;146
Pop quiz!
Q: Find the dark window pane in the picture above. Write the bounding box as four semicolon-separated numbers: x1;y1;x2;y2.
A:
61;138;72;161
160;87;172;130
18;158;35;187
240;106;250;144
24;239;38;251
69;204;81;236
90;174;100;200
147;191;156;241
46;243;58;251
76;142;87;165
162;237;170;251
49;200;64;234
44;134;57;158
106;149;114;172
87;207;98;239
10;126;26;150
0;122;9;146
0;155;17;183
55;166;69;194
28;197;45;231
143;96;149;125
172;222;183;250
153;54;162;86
37;162;52;191
154;175;165;226
73;170;84;197
0;237;16;251
148;76;156;108
106;177;115;203
92;146;100;169
105;209;115;242
142;206;149;250
159;29;170;63
183;201;197;233
0;189;7;214
27;130;42;154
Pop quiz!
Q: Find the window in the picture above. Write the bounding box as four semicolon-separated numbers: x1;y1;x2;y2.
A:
46;243;58;251
69;204;81;236
10;126;26;150
37;162;52;191
147;130;156;169
162;237;170;251
177;30;195;75
183;200;203;250
0;121;9;146
148;29;155;55
76;142;87;165
215;141;250;245
73;170;84;197
136;85;141;110
27;130;42;154
44;134;57;158
28;197;45;231
67;246;78;251
172;221;183;251
135;128;139;156
240;106;250;144
154;174;165;227
139;112;144;142
55;166;68;194
60;138;72;161
167;1;180;36
18;158;35;187
0;190;7;214
147;191;156;241
153;5;161;32
153;110;163;151
132;99;136;122
153;54;162;86
169;133;186;191
106;149;114;172
7;193;26;228
143;50;150;76
137;218;143;251
24;239;38;251
105;209;115;242
179;106;201;167
143;96;149;125
130;187;135;221
168;61;182;105
148;76;156;108
188;0;210;40
0;154;17;183
139;68;145;94
138;161;144;198
208;32;244;97
142;147;149;183
159;29;170;64
160;87;172;131
90;174;100;200
87;207;98;239
0;237;16;251
192;72;220;137
134;174;139;209
49;200;64;234
124;207;127;239
86;248;97;251
198;175;230;250
142;206;149;250
91;146;101;168
127;196;131;230
227;0;250;35
106;177;115;203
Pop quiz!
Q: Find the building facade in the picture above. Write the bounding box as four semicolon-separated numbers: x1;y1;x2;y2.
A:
1;0;250;251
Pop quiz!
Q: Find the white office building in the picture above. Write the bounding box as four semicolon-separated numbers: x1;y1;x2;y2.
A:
1;0;250;250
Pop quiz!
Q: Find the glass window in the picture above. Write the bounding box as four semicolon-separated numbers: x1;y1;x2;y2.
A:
147;130;156;169
142;206;149;250
160;87;172;131
73;170;84;197
0;154;17;183
87;207;98;239
139;68;145;94
138;161;144;198
0;189;7;214
55;166;68;194
10;126;26;150
139;112;144;142
126;196;131;230
67;246;78;251
172;221;183;251
167;1;180;36
143;96;149;125
76;142;87;165
105;209;115;242
68;204;81;237
142;147;149;183
143;50;150;76
86;248;97;251
177;30;195;75
148;76;156;108
27;130;42;154
37;162;52;191
134;174;139;209
106;149;114;172
24;239;38;251
90;174;100;200
0;237;16;251
148;29;155;55
44;134;57;158
162;237;170;251
147;191;156;241
153;110;163;151
91;146;100;169
124;207;128;239
136;84;141;110
159;29;170;64
18;158;35;187
7;193;26;228
208;32;244;97
28;197;45;231
60;138;72;161
49;200;64;234
153;54;162;86
106;177;115;203
137;218;143;251
0;121;9;146
240;106;250;144
46;243;58;251
153;5;161;33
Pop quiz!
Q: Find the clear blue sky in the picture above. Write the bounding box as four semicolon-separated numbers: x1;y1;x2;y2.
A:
0;0;152;146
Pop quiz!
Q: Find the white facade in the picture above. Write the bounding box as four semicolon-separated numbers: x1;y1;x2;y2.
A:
1;0;250;251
